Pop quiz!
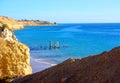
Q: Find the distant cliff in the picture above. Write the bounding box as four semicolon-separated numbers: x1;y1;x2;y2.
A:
0;20;32;82
0;16;55;30
13;46;120;83
18;20;55;26
0;16;23;30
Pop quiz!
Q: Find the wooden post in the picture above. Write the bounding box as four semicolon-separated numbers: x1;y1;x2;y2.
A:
54;41;60;49
49;41;53;49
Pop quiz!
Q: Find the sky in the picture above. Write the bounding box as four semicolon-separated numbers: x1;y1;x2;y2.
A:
1;0;120;23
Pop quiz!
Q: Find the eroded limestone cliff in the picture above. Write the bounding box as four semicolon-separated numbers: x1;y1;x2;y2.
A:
0;16;23;30
0;16;55;28
0;25;32;82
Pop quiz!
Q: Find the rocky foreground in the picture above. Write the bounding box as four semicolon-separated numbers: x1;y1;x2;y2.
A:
0;23;32;82
13;46;120;83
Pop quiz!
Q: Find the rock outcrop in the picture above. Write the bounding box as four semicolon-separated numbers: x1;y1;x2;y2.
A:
0;25;32;82
0;16;23;30
13;46;120;83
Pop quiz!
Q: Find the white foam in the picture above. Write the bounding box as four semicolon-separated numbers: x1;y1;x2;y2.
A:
30;57;57;73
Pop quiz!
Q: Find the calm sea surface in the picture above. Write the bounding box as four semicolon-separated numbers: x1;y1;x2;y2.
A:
14;23;120;63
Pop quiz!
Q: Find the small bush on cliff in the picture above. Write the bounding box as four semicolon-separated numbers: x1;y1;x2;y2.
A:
2;24;9;29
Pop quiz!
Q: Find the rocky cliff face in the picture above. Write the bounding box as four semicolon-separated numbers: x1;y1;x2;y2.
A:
13;46;120;83
0;26;32;82
0;16;23;30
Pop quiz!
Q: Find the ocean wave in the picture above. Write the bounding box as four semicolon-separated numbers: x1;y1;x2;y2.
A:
60;26;83;32
31;57;57;65
86;31;120;35
30;50;64;59
112;29;120;31
30;46;49;51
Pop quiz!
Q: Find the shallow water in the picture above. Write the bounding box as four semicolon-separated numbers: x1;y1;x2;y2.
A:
14;23;120;72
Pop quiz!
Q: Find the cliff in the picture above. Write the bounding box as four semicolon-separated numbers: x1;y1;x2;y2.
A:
0;25;32;82
0;16;23;30
13;46;120;83
18;20;55;26
0;16;55;28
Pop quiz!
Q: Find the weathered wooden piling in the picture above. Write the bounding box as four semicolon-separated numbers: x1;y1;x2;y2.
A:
54;41;60;49
49;41;54;49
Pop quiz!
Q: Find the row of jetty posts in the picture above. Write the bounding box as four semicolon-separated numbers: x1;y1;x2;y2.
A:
49;41;60;49
30;41;69;50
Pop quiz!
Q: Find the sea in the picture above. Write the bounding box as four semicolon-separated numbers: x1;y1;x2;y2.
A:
14;23;120;72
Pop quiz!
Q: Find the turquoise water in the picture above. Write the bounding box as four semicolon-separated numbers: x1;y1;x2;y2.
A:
14;23;120;63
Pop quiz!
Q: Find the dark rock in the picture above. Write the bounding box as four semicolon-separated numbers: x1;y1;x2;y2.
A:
13;46;120;83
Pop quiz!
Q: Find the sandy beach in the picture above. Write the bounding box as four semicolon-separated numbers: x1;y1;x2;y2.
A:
30;57;57;73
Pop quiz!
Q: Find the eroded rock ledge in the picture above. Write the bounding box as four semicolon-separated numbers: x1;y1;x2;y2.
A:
0;25;32;82
13;46;120;83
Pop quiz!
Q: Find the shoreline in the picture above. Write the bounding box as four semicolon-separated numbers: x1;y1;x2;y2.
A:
30;57;57;73
24;24;57;27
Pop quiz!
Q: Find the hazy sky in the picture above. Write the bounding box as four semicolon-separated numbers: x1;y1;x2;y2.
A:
1;0;120;23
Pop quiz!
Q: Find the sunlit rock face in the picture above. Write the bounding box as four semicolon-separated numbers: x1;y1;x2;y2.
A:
0;16;23;30
0;26;32;82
